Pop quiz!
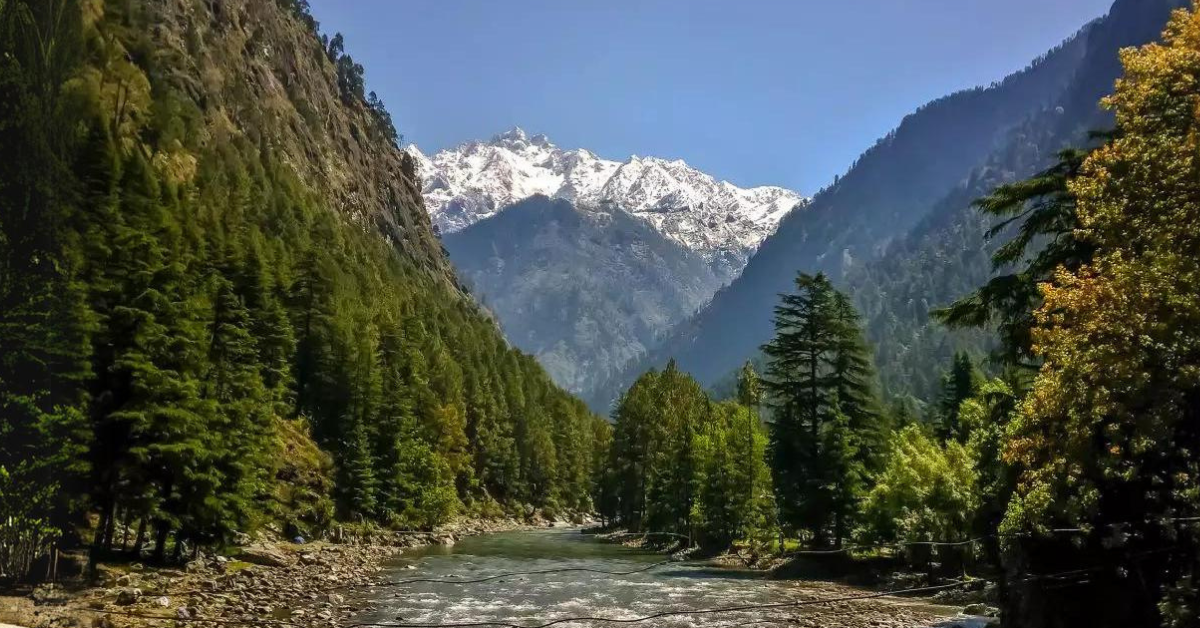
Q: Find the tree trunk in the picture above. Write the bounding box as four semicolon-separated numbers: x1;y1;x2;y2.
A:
153;522;169;564
131;518;146;557
120;507;132;551
834;507;844;549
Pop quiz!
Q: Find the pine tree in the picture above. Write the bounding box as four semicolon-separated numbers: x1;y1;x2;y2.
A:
762;273;884;547
935;148;1097;367
828;292;889;470
202;276;275;541
762;273;837;542
641;361;707;535
609;370;659;529
936;352;981;442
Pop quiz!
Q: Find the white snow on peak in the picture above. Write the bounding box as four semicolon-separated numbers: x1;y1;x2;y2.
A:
405;128;808;268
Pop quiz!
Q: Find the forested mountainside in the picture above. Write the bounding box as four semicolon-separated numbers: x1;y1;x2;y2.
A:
444;196;722;395
590;0;1180;411
0;0;607;567
839;0;1187;404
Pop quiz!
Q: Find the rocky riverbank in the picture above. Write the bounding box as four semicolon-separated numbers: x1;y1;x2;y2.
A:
1;518;538;628
583;530;996;628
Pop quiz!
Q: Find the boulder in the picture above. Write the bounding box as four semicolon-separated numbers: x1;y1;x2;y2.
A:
964;603;1000;617
239;545;289;568
114;588;141;606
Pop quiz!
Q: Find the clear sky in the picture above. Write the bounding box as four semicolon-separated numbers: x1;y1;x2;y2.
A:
307;0;1115;194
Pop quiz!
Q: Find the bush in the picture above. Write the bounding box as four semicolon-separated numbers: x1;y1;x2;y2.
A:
859;425;980;547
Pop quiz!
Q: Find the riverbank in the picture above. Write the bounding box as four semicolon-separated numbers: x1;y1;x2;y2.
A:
8;523;993;628
0;518;544;628
586;530;997;626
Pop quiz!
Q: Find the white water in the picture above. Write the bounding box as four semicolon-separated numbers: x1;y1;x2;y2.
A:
353;529;966;628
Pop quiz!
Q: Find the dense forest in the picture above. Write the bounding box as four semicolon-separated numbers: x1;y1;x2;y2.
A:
0;0;608;577
604;6;1200;626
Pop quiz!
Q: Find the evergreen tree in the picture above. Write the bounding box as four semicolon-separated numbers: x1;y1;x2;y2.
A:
762;273;836;541
828;292;889;471
762;273;884;547
934;148;1097;367
936;352;981;442
202;277;275;541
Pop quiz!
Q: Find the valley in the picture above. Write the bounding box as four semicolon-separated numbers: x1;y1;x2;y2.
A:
2;0;1199;627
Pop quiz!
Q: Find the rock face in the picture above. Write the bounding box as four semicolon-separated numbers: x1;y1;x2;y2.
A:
408;128;807;278
145;0;451;282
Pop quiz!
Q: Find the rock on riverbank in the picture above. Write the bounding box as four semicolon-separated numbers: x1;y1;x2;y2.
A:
4;518;535;628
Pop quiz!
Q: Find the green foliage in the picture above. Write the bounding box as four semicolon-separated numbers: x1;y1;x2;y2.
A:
761;273;888;547
998;8;1200;625
859;425;979;547
935;352;982;442
0;0;607;573
693;401;776;551
602;362;776;550
934;148;1096;367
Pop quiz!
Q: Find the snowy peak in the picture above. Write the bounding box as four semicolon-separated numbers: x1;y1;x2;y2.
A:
405;128;807;270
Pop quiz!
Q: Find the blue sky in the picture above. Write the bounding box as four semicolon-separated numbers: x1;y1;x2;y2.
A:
308;0;1114;194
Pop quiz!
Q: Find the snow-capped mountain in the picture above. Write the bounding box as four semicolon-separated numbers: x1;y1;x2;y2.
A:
406;127;806;274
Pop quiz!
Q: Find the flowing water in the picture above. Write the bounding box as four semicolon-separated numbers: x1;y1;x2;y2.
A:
354;528;968;628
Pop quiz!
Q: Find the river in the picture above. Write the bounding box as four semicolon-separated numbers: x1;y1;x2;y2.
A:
351;528;974;628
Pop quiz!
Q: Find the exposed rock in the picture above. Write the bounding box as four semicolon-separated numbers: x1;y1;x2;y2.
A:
963;603;1000;617
239;545;290;568
114;588;141;606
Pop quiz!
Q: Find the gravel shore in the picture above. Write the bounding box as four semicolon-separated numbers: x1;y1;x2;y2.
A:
3;519;536;628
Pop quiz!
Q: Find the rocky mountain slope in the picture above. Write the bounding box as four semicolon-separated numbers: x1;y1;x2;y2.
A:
148;0;450;280
408;129;806;278
443;196;722;394
589;0;1175;411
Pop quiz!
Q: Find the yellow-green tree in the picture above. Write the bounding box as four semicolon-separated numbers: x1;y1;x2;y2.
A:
1003;6;1200;626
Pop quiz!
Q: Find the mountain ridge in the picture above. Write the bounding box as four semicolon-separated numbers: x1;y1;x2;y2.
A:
408;129;807;278
443;195;722;394
589;0;1185;413
585;5;1106;411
